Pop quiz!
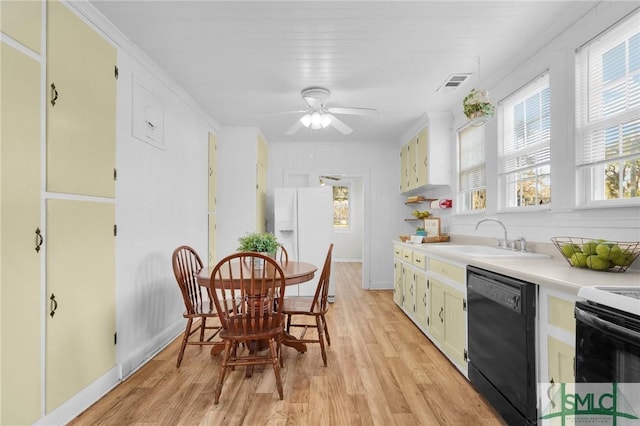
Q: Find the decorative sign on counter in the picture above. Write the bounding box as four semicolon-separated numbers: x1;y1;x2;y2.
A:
423;218;441;238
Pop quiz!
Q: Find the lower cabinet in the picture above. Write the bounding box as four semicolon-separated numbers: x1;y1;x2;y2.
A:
393;258;403;306
46;199;116;413
393;243;467;375
414;270;428;329
428;276;467;369
539;287;577;386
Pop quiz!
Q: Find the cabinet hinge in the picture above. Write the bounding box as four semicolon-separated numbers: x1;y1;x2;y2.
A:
463;299;467;311
427;316;429;326
427;279;430;289
464;349;468;361
114;168;117;181
114;66;119;80
114;332;117;345
114;224;118;236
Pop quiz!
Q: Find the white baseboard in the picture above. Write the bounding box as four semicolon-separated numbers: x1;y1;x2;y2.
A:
120;320;184;379
33;320;183;426
333;258;363;263
34;367;121;426
368;280;393;290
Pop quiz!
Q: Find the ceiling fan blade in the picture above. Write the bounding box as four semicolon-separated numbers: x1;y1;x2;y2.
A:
326;114;353;135
285;120;304;135
254;109;308;118
326;106;378;116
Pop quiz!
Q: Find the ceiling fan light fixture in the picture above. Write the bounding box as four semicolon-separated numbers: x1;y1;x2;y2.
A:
299;113;312;127
310;111;323;129
320;114;332;128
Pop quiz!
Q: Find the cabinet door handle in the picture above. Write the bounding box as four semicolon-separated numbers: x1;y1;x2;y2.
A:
50;83;58;106
439;307;444;322
50;293;58;318
209;167;213;177
423;294;427;305
35;227;43;253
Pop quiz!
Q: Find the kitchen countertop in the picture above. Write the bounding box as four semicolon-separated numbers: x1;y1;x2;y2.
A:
394;241;640;296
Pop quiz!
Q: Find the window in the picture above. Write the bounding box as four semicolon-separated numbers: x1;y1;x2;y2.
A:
332;185;350;229
576;11;640;204
458;125;486;212
499;73;551;208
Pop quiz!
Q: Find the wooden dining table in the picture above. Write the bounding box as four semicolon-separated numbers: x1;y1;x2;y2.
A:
196;260;318;355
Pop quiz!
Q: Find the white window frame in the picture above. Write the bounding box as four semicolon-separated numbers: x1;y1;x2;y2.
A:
498;72;551;211
575;10;640;207
457;124;486;213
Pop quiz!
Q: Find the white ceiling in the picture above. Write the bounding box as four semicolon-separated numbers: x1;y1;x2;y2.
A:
89;1;597;144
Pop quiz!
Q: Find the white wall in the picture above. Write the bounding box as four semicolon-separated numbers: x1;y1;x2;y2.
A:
215;127;261;258
114;54;214;377
267;141;402;289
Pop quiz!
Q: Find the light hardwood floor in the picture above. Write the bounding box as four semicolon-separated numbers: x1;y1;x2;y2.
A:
69;262;504;425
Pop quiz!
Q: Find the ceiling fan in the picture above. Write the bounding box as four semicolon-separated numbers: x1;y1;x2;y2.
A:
273;87;378;136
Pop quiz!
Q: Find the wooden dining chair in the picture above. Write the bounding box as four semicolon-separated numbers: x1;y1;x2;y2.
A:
281;243;334;366
277;245;289;264
171;245;222;368
209;252;287;404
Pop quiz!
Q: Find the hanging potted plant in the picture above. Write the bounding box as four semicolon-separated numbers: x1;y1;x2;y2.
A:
463;88;495;124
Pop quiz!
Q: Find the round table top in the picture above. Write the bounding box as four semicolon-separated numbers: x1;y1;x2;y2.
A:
196;260;318;288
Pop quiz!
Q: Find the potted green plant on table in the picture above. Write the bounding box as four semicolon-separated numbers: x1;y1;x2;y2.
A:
237;232;280;260
416;227;426;236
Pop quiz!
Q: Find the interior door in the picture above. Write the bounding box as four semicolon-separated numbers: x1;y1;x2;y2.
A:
46;1;116;197
46;199;115;413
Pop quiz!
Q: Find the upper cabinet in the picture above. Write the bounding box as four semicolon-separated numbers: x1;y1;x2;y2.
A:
46;1;117;197
0;0;42;53
399;112;452;193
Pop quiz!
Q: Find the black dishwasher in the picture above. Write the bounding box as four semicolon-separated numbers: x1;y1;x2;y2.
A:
467;266;537;425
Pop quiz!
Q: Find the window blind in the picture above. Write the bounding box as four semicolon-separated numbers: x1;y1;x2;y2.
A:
500;73;551;175
576;11;640;168
458;125;485;192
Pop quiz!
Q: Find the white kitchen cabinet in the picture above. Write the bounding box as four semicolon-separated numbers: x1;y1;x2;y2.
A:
398;113;452;194
427;257;467;372
208;132;217;265
392;243;467;375
538;287;577;387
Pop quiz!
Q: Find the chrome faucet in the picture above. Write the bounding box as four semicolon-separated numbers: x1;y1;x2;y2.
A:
475;218;509;249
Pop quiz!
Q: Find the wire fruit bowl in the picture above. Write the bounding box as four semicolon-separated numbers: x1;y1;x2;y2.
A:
551;237;640;273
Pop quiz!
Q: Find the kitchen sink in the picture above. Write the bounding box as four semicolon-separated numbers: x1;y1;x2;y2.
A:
429;245;550;258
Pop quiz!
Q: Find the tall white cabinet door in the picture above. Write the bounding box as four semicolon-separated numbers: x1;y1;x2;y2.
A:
46;1;116;197
45;199;115;413
0;41;42;426
208;132;217;214
256;136;267;233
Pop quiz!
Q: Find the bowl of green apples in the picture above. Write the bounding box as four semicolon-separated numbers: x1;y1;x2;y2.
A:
551;237;640;272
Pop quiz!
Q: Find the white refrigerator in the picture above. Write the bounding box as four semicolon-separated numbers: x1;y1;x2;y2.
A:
274;187;335;300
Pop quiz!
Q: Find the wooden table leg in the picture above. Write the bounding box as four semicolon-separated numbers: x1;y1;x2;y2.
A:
210;342;225;356
282;330;307;353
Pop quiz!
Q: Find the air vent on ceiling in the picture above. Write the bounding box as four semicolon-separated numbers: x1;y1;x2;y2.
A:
437;73;471;93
